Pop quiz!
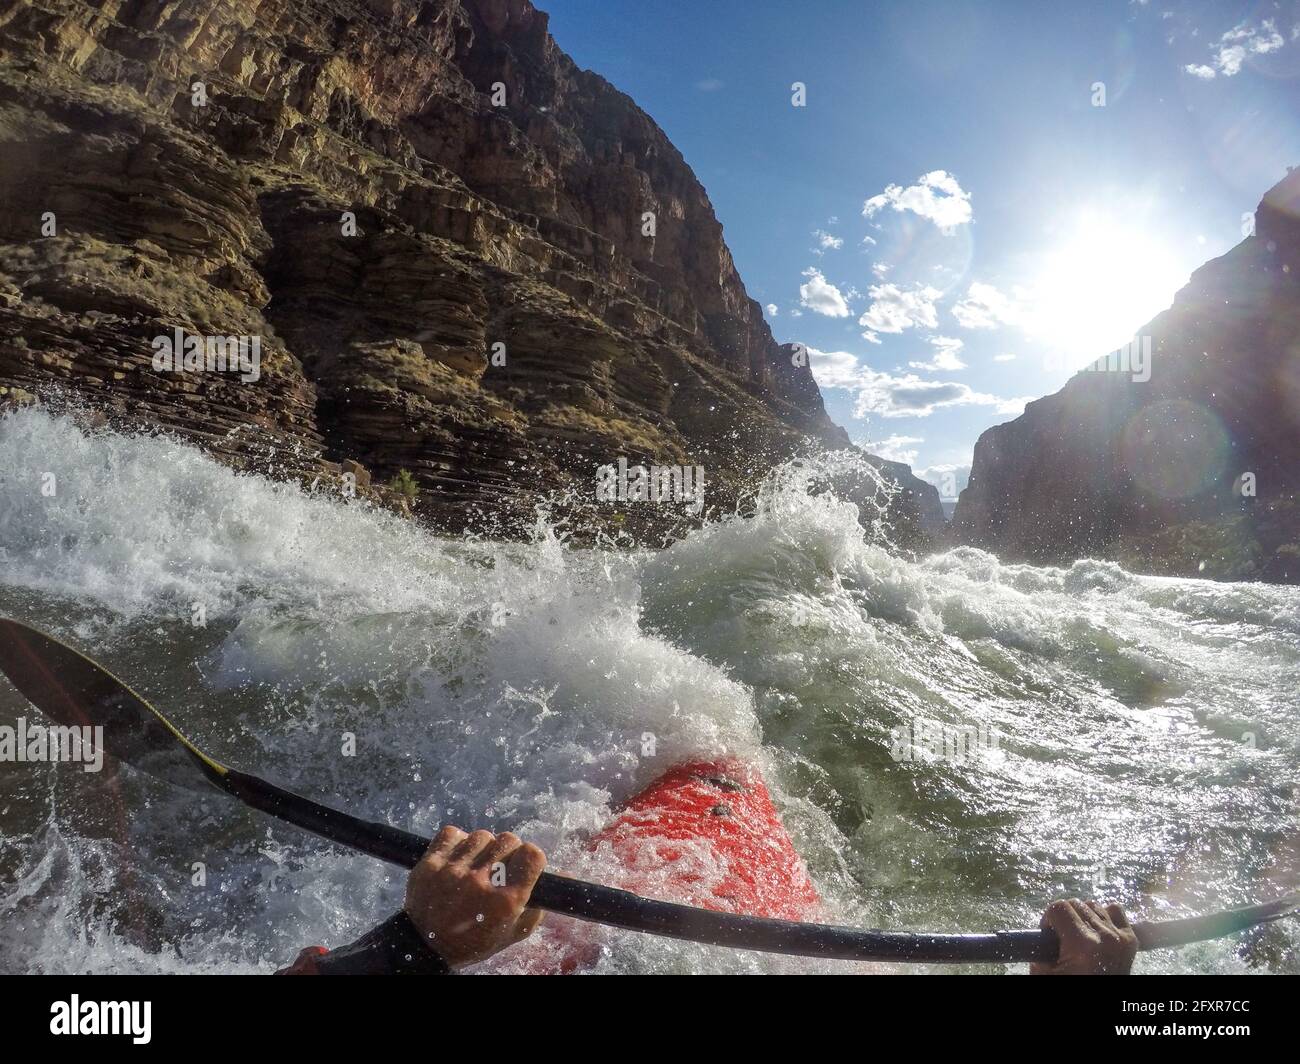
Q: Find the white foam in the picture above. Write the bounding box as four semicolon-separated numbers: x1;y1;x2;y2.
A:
1;407;1296;974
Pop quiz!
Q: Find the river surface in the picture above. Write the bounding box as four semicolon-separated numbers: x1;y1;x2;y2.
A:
1;407;1296;973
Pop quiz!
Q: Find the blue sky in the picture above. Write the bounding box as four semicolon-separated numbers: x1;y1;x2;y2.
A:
543;0;1300;493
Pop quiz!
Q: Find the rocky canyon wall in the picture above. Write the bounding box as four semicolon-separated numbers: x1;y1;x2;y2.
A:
953;168;1300;583
0;0;937;544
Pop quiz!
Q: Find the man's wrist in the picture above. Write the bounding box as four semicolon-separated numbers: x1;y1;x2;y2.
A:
313;911;454;975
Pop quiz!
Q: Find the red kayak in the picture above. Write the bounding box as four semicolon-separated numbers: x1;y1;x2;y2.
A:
589;758;819;921
523;757;820;972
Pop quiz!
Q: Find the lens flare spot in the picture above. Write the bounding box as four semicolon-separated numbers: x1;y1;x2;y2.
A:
1121;400;1231;501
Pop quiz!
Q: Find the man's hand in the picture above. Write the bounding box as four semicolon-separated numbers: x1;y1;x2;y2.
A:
1030;899;1138;975
404;826;547;969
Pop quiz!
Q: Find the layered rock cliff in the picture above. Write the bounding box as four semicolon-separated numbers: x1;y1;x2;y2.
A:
0;0;942;546
953;168;1300;583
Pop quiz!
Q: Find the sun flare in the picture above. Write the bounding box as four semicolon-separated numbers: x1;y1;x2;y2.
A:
1025;210;1190;367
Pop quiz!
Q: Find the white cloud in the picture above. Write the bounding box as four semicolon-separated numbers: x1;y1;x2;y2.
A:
951;281;1024;330
765;303;779;317
993;352;1017;362
1216;45;1249;75
813;229;843;253
1183;18;1287;78
807;346;1029;419
871;262;891;278
808;348;867;390
858;283;941;343
862;170;973;231
994;395;1034;416
908;335;967;372
799;267;851;317
861;235;877;247
1223;18;1284;46
915;464;970;498
695;78;724;92
849;374;993;419
862;434;924;465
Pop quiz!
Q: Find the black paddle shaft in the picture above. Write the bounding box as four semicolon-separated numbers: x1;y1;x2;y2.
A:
223;769;1057;963
1;617;1293;966
226;768;1299;964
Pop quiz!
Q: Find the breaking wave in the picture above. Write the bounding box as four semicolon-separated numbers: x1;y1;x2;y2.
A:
0;407;1296;974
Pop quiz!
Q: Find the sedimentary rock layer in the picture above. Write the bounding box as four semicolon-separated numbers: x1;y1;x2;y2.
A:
0;0;940;544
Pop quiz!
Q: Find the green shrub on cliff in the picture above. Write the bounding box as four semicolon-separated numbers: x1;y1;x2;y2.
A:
388;468;420;502
1125;515;1262;581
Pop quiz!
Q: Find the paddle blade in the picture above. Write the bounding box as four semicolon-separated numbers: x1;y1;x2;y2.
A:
0;618;228;794
1134;893;1300;951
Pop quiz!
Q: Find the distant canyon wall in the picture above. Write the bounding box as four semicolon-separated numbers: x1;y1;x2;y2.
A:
953;168;1300;583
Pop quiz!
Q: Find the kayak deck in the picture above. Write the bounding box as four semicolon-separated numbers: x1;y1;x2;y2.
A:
588;758;819;922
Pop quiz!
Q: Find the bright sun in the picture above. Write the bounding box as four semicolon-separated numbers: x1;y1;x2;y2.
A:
1025;210;1189;369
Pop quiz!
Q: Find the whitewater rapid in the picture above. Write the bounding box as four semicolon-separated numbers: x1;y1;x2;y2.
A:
0;407;1296;974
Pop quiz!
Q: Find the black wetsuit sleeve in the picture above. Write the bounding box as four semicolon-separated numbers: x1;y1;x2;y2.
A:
308;911;454;975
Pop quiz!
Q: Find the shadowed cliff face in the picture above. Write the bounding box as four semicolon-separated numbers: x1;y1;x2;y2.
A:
953;168;1300;583
0;0;930;544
